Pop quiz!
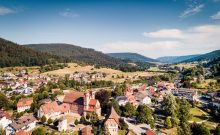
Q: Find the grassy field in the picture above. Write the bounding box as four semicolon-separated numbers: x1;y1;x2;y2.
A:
189;107;218;130
147;66;161;71
43;63;163;83
0;66;40;74
189;107;208;122
118;130;137;135
171;63;198;69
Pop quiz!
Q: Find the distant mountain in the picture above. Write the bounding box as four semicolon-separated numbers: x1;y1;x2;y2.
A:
157;49;220;64
0;38;67;68
182;50;220;63
25;44;126;68
157;55;200;64
107;53;159;63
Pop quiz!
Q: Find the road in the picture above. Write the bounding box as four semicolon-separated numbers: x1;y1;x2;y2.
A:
123;117;151;135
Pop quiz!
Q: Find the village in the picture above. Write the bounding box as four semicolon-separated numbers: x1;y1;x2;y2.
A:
0;65;219;135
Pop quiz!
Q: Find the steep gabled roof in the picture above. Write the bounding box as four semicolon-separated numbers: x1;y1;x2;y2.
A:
41;101;70;114
63;91;84;105
17;98;33;107
105;107;120;125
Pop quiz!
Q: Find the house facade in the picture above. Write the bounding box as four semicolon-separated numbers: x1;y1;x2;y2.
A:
58;118;68;132
63;90;101;116
38;101;70;120
6;115;36;135
104;107;120;135
17;98;33;113
0;110;11;129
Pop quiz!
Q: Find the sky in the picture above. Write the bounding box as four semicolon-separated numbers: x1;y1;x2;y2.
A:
0;0;220;58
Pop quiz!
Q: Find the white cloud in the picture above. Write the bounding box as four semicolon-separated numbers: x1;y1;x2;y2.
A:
211;11;220;20
180;4;204;18
59;9;79;18
99;24;220;58
143;29;183;39
0;6;15;15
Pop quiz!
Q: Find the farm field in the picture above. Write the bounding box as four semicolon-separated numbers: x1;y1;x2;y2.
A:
43;63;163;83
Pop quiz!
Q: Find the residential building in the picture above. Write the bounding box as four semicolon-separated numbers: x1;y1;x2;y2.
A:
38;101;70;120
0;110;11;129
17;98;33;113
58;118;67;132
116;96;128;106
145;129;156;135
104;107;120;135
6;115;36;135
171;88;197;101
134;92;151;105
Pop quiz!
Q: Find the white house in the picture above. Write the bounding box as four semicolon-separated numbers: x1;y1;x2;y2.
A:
0;111;11;129
116;96;128;106
6;115;36;135
141;96;152;105
58;118;68;132
134;92;151;105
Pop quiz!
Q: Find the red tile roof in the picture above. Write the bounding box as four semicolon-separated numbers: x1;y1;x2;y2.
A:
0;110;11;120
41;101;70;114
106;107;120;125
63;91;84;105
145;130;155;135
15;130;31;135
17;98;33;107
89;99;97;106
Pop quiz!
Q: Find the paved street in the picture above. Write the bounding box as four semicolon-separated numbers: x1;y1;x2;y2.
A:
124;118;151;135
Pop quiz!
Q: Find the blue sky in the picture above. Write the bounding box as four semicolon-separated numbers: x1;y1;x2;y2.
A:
0;0;220;58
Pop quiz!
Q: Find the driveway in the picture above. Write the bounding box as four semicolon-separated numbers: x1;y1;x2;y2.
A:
123;117;151;135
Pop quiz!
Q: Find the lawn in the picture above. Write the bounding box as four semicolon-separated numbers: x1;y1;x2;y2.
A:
118;130;127;135
189;107;208;122
118;130;137;135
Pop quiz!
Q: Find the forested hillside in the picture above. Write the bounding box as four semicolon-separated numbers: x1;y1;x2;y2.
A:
205;57;220;77
0;38;68;68
182;50;220;63
157;55;200;64
25;44;128;69
108;52;158;62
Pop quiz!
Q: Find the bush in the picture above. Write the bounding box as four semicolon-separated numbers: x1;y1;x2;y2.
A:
164;117;172;129
80;116;86;124
41;116;47;124
47;118;53;125
32;127;46;135
74;119;79;125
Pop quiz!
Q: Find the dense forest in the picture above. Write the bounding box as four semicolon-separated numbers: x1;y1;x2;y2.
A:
26;44;159;71
107;52;159;62
25;44;127;68
0;38;69;68
0;38;151;71
205;57;220;77
181;49;220;63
